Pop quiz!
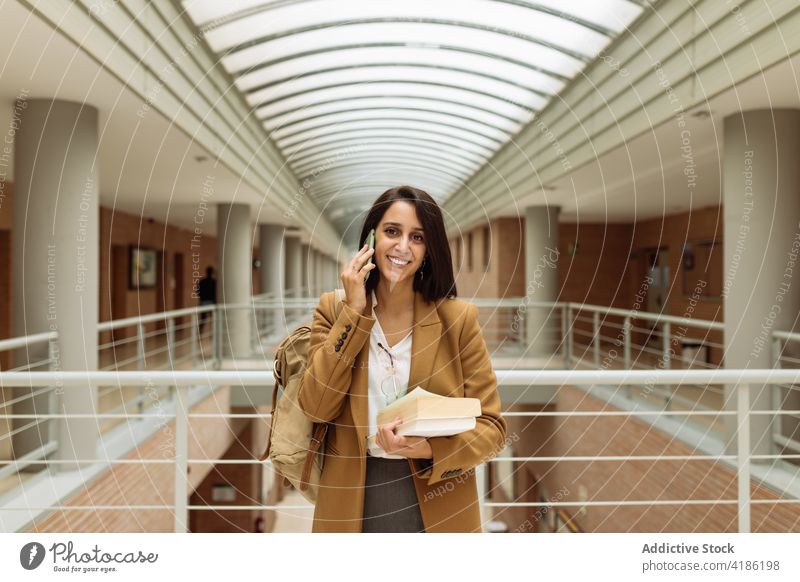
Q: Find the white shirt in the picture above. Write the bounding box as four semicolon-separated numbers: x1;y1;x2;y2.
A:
366;289;413;458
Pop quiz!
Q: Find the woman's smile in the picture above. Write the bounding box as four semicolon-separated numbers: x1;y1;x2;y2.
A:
387;255;411;268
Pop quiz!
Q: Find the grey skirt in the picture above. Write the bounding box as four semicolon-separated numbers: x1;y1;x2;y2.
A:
362;454;426;533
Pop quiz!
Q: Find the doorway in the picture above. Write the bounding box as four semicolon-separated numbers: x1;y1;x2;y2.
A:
643;247;669;313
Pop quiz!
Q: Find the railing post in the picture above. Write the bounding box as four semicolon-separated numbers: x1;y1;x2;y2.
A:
251;305;259;355
737;382;751;533
213;305;222;370
255;302;264;347
770;336;782;456
623;316;632;398
167;318;176;370
47;335;58;457
174;383;189;532
137;322;146;417
190;314;197;370
476;461;488;531
593;311;600;368
167;318;176;403
563;305;573;365
662;322;672;409
623;316;631;369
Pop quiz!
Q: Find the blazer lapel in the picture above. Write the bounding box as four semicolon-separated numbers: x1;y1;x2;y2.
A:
350;290;442;452
407;290;442;394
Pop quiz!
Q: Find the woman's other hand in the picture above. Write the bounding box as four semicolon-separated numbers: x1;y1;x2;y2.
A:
376;417;433;459
340;243;376;315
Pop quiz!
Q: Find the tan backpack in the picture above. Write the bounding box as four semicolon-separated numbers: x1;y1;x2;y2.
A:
257;288;346;504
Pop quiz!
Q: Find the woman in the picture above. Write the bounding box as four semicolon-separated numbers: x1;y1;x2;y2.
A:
298;185;507;533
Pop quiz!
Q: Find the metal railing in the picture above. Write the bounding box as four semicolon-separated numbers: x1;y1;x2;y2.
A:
769;329;800;457
2;295;799;533
562;302;727;429
0;332;60;482
0;369;797;533
0;297;312;490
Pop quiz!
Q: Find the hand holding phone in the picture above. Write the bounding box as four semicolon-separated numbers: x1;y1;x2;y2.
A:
339;228;376;315
363;228;375;282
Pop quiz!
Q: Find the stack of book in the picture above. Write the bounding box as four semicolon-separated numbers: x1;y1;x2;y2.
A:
373;386;481;438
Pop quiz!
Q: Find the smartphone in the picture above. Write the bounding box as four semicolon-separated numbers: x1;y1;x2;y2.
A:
363;228;375;282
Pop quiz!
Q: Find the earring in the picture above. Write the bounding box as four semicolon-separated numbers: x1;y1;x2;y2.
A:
418;257;426;279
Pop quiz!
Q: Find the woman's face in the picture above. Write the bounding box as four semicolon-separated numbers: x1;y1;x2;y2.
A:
374;201;427;285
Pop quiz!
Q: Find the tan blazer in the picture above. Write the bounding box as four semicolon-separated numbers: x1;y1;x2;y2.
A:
299;289;507;533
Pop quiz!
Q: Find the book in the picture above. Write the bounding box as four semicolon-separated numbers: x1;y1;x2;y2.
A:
395;416;477;437
376;386;481;429
367;418;476;450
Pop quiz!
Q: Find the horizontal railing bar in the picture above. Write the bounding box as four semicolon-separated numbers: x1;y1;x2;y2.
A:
0;459;274;465
3;453;797;468
485;500;740;507
0;417;50;443
772;329;800;341
565;302;725;330
0;331;57;351
6;359;55;372
499;410;730;416
0;441;58;480
97;306;216;331
7;500;797;510
0;385;57;410
7;369;800;386
484;499;800;507
12;453;799;466
0;504;313;511
488;455;736;461
3;409;798;420
0;412;273;419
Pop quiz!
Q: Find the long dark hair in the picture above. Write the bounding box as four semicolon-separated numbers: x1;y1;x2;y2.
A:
359;185;457;302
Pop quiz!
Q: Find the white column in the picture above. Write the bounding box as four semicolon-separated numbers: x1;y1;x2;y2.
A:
327;256;336;290
313;249;322;297
218;203;252;358
322;256;329;292
284;234;302;299
12;98;99;471
525;205;561;358
259;223;285;300
259;223;285;336
300;242;310;297
723;109;800;458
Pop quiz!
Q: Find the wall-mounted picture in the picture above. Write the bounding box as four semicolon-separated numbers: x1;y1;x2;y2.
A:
129;246;157;289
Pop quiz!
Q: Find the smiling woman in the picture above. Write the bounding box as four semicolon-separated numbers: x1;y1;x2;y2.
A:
361;185;456;303
298;185;507;533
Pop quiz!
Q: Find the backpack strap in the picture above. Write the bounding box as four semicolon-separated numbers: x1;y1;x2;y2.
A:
300;422;328;491
257;358;282;462
298;289;347;486
258;290;350;466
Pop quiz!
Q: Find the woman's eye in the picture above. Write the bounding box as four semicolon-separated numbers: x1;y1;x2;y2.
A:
383;228;422;242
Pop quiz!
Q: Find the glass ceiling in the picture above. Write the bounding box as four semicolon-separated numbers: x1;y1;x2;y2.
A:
181;0;647;236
